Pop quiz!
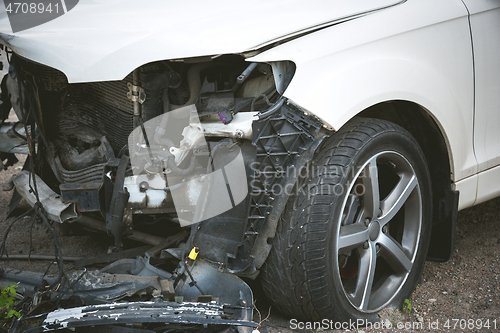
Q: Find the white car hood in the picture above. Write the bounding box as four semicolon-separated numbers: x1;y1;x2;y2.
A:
0;0;402;83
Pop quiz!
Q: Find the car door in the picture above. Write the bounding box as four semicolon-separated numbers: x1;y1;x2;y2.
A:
463;0;500;204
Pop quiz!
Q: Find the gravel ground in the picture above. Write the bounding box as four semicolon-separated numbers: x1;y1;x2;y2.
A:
1;153;499;332
0;94;499;332
251;196;500;333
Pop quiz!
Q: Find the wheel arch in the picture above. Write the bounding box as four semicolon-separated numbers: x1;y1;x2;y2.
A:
358;100;452;209
355;100;458;262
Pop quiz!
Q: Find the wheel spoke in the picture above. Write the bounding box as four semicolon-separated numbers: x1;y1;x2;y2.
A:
378;234;412;273
361;157;380;220
342;194;361;225
379;174;417;226
338;224;370;253
351;242;377;311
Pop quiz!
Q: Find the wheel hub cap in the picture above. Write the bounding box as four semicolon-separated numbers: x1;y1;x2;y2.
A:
368;221;380;241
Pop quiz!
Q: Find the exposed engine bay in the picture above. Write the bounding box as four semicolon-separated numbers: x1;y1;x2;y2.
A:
0;50;329;332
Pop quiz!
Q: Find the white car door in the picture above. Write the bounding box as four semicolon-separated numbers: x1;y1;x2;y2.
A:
463;0;500;204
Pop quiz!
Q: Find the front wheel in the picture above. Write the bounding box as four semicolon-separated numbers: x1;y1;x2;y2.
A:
261;118;432;322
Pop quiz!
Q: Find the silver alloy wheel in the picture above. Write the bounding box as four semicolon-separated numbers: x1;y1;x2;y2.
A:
336;151;422;313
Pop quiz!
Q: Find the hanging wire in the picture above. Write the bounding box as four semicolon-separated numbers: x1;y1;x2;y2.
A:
0;208;34;258
11;62;65;289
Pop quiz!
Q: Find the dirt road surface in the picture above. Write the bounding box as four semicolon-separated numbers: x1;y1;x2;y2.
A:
1;145;499;333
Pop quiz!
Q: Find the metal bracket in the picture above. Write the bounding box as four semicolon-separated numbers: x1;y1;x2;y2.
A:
127;82;146;104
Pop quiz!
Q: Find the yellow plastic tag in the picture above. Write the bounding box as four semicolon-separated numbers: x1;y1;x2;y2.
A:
188;247;199;261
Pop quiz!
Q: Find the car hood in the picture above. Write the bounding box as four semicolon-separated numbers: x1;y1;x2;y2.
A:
0;0;402;83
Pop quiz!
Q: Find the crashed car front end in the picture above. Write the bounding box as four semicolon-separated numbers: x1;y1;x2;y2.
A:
0;24;335;333
1;0;428;331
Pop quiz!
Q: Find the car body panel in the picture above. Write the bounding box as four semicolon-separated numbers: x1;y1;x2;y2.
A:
454;175;478;210
250;0;477;185
462;0;500;205
476;166;500;206
0;0;403;83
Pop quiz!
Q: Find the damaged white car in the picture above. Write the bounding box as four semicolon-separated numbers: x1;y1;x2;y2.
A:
0;0;499;331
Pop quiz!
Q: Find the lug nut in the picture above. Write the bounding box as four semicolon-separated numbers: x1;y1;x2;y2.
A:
139;181;149;192
364;218;371;227
382;225;388;233
363;241;369;249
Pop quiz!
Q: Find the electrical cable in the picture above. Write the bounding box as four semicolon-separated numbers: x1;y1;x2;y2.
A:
0;208;34;258
14;66;65;290
250;93;272;113
11;122;27;141
185;264;205;295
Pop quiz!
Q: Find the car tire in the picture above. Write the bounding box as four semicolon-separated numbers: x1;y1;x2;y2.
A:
261;117;432;322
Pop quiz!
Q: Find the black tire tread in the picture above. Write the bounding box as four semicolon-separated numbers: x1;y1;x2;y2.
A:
260;117;426;320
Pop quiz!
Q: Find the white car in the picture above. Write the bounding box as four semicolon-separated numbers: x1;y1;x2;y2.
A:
0;0;498;329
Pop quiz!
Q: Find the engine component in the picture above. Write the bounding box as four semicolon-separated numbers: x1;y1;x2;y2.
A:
126;173;174;213
0;122;29;154
140;67;181;121
0;73;13;122
77;215;168;246
171;62;213;110
235;63;258;87
106;155;131;249
200;112;256;140
56;159;106;184
12;171;79;223
59;182;103;213
56;139;108;171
